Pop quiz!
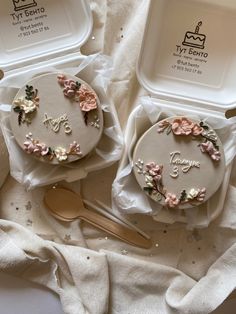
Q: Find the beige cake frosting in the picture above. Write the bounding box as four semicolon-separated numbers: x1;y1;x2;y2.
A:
133;117;225;209
10;73;103;164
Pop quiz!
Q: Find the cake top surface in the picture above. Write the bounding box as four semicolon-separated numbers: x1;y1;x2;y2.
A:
133;116;225;209
10;72;103;164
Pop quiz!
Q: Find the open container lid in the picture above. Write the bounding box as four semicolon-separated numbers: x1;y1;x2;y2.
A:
0;0;92;72
137;0;236;112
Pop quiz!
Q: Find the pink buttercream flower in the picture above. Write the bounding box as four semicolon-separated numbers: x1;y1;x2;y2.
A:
62;80;79;98
77;84;97;112
157;120;170;133
200;141;221;161
63;86;76;98
33;143;49;156
192;123;203;136
69;141;83;156
172;117;194;136
58;76;80;99
57;74;67;86
196;188;206;202
24;140;36;154
165;193;180;208
64;79;77;89
146;162;163;182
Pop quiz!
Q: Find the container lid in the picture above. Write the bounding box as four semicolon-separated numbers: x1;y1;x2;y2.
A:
0;0;92;72
137;0;236;112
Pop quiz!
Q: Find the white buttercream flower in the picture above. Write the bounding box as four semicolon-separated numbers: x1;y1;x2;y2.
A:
145;175;154;188
187;188;199;200
14;97;37;114
54;147;68;162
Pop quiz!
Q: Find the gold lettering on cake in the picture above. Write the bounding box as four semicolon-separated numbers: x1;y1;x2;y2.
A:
169;151;200;178
43;113;72;134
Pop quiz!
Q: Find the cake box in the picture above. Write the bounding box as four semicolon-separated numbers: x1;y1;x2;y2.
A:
0;0;92;73
0;0;122;188
137;0;236;114
132;0;236;223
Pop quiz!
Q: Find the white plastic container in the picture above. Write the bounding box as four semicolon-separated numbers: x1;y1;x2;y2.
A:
0;0;92;74
137;0;236;116
0;0;123;189
112;0;236;226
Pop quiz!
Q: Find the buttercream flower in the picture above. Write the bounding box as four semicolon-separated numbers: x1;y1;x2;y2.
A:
54;147;68;162
63;86;76;98
77;84;97;112
157;120;170;133
59;77;80;98
23;140;36;154
69;141;83;156
172;117;194;136
165;193;180;208
146;162;163;182
64;79;77;89
192;123;203;136
145;175;154;188
196;188;206;202
57;74;67;86
187;188;199;201
14;97;37;114
200;141;221;161
33;143;49;156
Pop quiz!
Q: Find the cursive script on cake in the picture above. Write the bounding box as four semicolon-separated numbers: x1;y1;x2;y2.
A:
169;151;200;178
43;113;72;134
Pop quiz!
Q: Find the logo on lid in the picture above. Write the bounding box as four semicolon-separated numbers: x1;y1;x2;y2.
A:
12;0;37;12
182;21;206;49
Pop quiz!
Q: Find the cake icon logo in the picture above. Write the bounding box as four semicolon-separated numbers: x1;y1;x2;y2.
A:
12;0;37;11
182;21;206;49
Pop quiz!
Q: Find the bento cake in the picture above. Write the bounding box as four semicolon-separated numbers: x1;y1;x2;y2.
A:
10;73;103;164
133;117;225;209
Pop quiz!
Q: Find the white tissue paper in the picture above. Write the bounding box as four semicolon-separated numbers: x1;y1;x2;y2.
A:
0;54;123;190
112;96;236;228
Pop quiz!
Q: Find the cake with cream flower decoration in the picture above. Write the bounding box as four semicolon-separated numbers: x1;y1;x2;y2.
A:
133;116;225;209
10;73;103;164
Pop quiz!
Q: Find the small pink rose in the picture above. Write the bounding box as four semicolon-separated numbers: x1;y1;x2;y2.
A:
165;193;180;208
63;86;76;98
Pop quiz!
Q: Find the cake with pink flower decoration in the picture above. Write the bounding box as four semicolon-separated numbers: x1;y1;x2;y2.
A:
10;73;103;164
133;116;225;209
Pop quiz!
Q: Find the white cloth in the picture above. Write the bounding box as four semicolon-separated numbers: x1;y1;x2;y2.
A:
1;1;236;314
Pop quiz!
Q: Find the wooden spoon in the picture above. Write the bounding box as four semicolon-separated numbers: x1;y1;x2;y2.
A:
44;188;152;249
49;209;73;222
